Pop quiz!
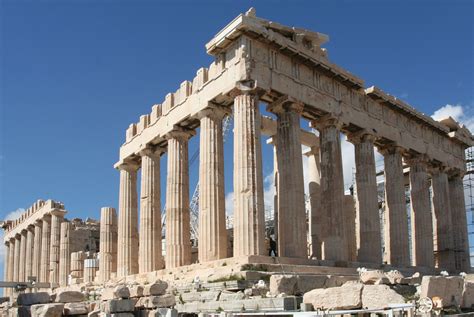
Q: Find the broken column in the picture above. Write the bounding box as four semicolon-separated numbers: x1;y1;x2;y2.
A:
448;170;470;272
99;207;117;282
312;115;347;261
70;251;85;281
233;91;265;257
166;129;194;268
198;108;227;262
139;148;163;273
430;165;455;271
84;258;98;283
407;155;434;267
379;145;410;266
32;220;42;279
117;161;139;277
348;132;382;264
49;209;65;284
272;102;306;258
304;146;322;259
40;215;51;282
59;221;72;287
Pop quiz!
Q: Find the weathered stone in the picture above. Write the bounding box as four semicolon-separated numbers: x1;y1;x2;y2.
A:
325;275;358;287
55;290;85;303
88;310;100;317
143;280;168;296
462;281;474;308
180;291;220;303
360;270;389;285
270;274;297;295
362;284;406;309
296;275;327;294
64;302;89;315
30;303;64;317
129;285;144;298
139;294;176;308
420;276;463;307
385;270;407;284
114;285;131;299
303;283;363;310
17;292;51;306
100;299;136;313
8;306;30;317
219;291;245;301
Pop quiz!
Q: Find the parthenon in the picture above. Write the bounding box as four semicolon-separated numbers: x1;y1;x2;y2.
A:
1;7;473;315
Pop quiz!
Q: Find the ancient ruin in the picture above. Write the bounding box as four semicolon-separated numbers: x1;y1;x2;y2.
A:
1;8;473;316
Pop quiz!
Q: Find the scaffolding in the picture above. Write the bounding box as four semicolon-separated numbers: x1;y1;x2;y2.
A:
464;147;474;266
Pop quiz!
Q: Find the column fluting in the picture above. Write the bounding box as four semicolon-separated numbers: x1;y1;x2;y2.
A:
59;221;72;287
99;207;118;282
25;225;35;280
32;220;42;280
39;215;51;283
19;230;27;281
49;210;65;285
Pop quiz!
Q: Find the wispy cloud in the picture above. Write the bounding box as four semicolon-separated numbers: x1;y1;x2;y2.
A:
431;103;474;133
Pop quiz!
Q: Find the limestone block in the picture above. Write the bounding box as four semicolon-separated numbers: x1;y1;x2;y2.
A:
8;306;30;317
385;270;407;284
219;291;245;301
55;290;85;303
17;292;51;306
420;276;463;307
325;275;358;287
88;310;100;317
114;285;131;299
181;291;220;303
462;281;474;308
361;285;406;309
143;280;168;296
360;270;389;285
153;308;178;317
64;302;89;315
137;295;176;309
303;283;363;310
269;274;297;295
100;299;136;313
30;303;64;317
296;275;327;294
129;285;144;298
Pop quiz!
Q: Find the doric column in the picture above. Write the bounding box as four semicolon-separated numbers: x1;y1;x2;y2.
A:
49;210;65;284
348;132;382;264
270;102;306;258
406;155;434;267
117;161;139;277
40;215;51;282
304;146;322;259
198;108;227;262
19;230;27;281
166;129;194;268
379;145;410;266
7;238;14;285
32;220;43;279
344;195;357;261
13;234;21;282
430;165;455;271
312;115;346;261
448;171;470;272
139;147;163;273
100;207;118;282
59;221;72;287
71;251;85;279
4;242;10;296
233;92;265;257
25;225;35;279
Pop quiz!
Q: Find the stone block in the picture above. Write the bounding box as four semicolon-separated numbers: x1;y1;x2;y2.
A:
303;283;363;310
462;281;474;308
219;291;245;301
420;276;463;307
64;302;89;315
55;290;85;303
143;280;168;296
360;270;389;285
100;299;136;313
181;291;220;303
17;292;51;306
138;294;176;309
30;303;64;317
385;270;408;284
114;285;131;299
129;285;144;298
8;306;30;317
362;285;406;309
139;308;178;317
296;275;327;294
269;274;297;295
325;275;358;287
88;310;100;317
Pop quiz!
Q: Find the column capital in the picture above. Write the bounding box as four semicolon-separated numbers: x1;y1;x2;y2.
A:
34;219;43;227
310;114;343;131
377;143;406;156
447;167;466;179
404;153;429;167
266;95;304;114
15;233;21;239
26;224;35;232
9;237;15;243
197;104;230;121
230;80;260;97
138;146;164;159
50;209;66;218
117;160;140;172
346;129;376;145
427;162;448;175
42;214;52;222
165;126;196;142
4;241;9;247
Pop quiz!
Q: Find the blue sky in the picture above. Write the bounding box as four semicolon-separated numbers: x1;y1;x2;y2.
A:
0;0;473;276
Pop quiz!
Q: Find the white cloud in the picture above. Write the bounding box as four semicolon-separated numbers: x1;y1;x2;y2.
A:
431;104;474;133
0;208;26;263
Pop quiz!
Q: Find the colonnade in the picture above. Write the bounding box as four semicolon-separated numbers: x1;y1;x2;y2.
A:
115;91;471;276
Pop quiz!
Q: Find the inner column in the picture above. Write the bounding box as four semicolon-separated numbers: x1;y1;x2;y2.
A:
139;147;163;273
13;234;21;282
59;221;72;287
19;230;27;281
198;108;227;262
32;220;42;281
233;92;265;257
379;145;410;267
312;115;346;261
117;161;139;277
304;146;322;259
49;209;65;284
272;103;306;258
166;129;194;268
25;225;35;281
40;215;51;283
407;155;434;267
